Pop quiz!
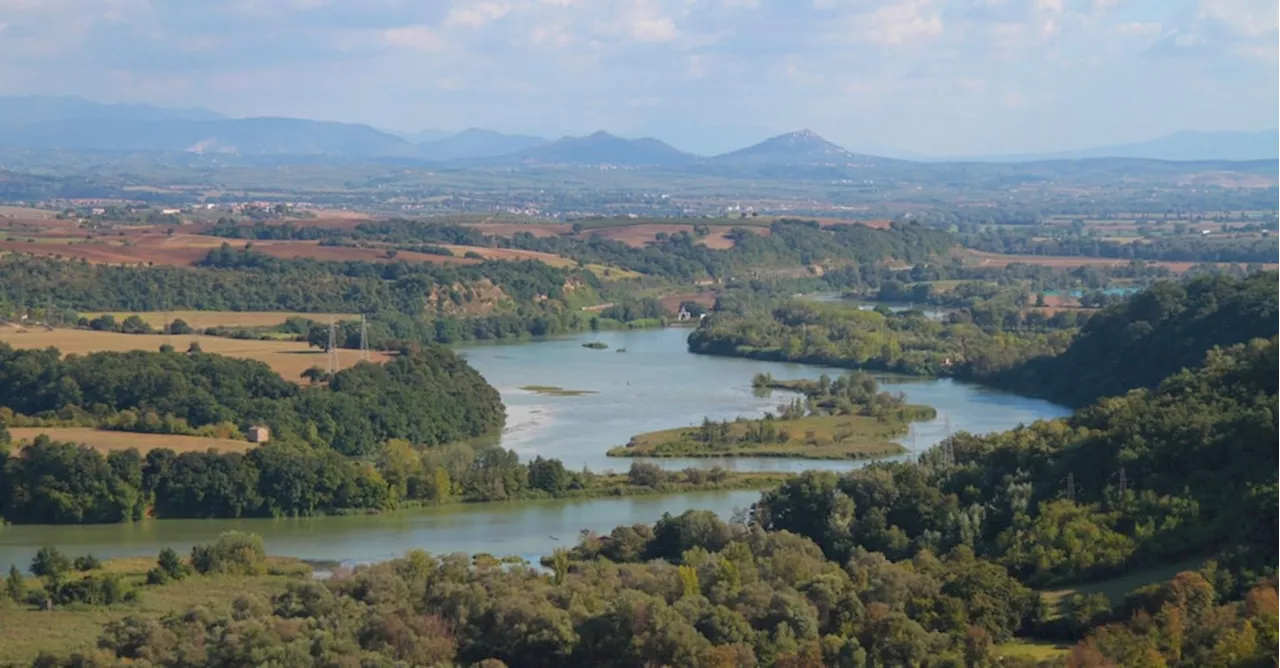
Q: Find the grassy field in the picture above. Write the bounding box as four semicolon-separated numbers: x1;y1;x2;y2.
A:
6;427;252;455
78;310;359;329
1039;559;1203;621
609;414;913;460
0;327;391;380
994;640;1071;661
0;556;311;665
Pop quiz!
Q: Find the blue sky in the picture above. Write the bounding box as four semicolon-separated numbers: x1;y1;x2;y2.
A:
0;0;1275;155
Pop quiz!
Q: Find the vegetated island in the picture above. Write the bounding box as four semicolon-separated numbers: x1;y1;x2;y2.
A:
518;385;597;397
609;371;935;460
581;341;609;349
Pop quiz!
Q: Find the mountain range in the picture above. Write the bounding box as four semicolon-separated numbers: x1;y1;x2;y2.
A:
0;96;1272;165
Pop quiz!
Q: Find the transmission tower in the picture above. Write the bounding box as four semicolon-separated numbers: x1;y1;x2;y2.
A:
359;315;370;362
940;413;955;467
327;316;339;374
1064;472;1076;503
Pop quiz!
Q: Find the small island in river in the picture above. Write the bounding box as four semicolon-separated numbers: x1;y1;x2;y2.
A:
519;385;598;396
609;371;936;460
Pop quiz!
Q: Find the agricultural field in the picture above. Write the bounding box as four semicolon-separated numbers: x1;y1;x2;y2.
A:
0;326;390;380
78;310;358;329
6;427;252;455
960;249;1277;274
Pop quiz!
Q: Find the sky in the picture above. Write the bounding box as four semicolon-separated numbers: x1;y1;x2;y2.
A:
0;0;1275;156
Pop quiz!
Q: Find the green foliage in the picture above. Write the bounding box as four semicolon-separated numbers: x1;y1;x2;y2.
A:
30;547;71;581
996;271;1279;406
0;342;504;456
689;300;1072;378
72;554;101;572
5;565;23;602
190;531;267;576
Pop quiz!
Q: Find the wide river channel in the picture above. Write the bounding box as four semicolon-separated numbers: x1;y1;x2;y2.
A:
0;327;1070;568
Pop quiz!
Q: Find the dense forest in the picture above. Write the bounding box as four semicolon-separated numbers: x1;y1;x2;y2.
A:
993;272;1278;406
0;342;504;456
688;300;1076;379
205;218;958;282
0;435;765;524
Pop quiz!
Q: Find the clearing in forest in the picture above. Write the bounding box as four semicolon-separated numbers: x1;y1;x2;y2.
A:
78;311;358;329
0;327;390;380
6;427;252;455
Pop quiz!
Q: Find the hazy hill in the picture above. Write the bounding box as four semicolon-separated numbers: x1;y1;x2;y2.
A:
0;117;418;157
712;130;878;165
0;95;224;126
966;130;1280;162
419;128;545;161
490;131;694;167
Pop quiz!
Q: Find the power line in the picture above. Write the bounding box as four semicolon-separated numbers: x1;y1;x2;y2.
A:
359;315;369;362
327;316;339;374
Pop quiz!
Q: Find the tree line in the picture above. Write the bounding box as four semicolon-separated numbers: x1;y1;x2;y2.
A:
0;342;504;456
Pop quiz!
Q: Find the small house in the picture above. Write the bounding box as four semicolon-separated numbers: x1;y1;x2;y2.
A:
247;425;271;443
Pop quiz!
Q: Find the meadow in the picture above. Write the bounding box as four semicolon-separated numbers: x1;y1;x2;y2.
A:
609;414;913;460
0;326;390;380
6;427;252;455
0;555;312;665
78;310;359;329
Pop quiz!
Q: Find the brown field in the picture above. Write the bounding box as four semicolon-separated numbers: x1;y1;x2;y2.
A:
462;221;573;237
0;205;58;219
963;249;1277;274
0;327;391;380
658;292;718;315
0;231;483;267
78;310;359;329
584;224;768;249
439;244;576;267
7;427;252;455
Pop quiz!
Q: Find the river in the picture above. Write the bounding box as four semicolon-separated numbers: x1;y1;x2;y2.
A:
0;328;1069;569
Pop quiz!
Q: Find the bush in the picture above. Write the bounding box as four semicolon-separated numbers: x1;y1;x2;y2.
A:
30;547;71;580
627;462;666;489
190;532;267;576
73;554;102;571
157;547;188;581
51;573;133;606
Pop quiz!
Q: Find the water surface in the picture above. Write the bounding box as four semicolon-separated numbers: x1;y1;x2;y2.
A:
0;328;1068;568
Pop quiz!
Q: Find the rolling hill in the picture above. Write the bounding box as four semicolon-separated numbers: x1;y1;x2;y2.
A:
0;117;419;157
712;129;882;166
418;128;546;160
488;131;695;167
0;95;224;126
965;130;1280;162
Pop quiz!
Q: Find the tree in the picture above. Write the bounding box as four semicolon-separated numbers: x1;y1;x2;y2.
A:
168;319;194;335
186;341;203;353
5;565;23;602
30;547;71;583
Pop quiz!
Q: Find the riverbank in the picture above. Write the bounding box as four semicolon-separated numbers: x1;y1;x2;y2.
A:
608;414;912;460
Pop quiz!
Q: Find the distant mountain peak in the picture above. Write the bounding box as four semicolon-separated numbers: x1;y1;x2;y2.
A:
712;129;872;166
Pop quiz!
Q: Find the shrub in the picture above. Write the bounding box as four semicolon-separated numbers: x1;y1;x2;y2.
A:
73;554;102;571
30;547;71;581
627;462;666;489
190;532;267;576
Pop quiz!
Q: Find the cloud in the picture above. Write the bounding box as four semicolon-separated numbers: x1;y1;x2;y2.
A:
0;0;1272;156
381;25;447;52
